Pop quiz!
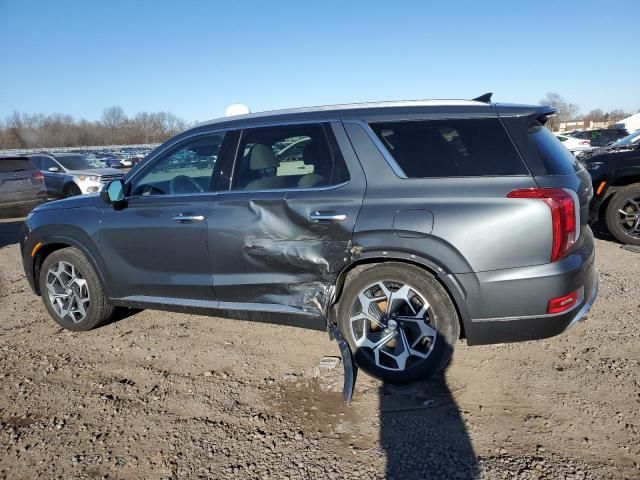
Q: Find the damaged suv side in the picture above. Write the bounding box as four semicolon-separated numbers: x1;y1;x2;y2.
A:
21;97;598;384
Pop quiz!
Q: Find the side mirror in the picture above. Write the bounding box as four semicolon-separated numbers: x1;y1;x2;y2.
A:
101;179;125;205
48;166;59;172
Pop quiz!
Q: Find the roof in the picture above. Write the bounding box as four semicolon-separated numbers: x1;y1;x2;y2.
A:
186;98;554;136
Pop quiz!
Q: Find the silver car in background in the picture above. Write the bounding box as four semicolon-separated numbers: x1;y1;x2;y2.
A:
0;156;47;218
27;153;124;197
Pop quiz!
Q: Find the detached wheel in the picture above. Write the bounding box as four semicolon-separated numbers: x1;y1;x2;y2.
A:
337;263;459;384
64;184;82;197
605;184;640;246
39;247;113;331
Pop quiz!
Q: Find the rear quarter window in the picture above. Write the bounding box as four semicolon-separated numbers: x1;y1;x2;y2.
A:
0;158;36;173
369;118;527;178
527;123;579;175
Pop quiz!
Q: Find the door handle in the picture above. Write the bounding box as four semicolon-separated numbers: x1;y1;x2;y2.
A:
172;214;205;223
308;211;347;223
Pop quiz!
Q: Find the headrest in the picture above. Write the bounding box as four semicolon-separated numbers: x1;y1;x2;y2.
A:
249;144;278;170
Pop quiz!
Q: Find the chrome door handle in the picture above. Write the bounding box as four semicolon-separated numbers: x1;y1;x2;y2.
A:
308;211;347;223
172;214;205;223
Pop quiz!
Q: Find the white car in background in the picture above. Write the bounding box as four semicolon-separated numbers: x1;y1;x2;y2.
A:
555;134;592;155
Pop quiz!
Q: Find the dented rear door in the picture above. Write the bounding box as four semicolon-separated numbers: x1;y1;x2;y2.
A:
208;122;366;321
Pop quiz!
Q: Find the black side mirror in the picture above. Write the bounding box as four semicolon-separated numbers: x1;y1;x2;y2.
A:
101;179;125;206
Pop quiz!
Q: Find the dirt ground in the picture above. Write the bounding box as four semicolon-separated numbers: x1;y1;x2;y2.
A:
0;219;639;479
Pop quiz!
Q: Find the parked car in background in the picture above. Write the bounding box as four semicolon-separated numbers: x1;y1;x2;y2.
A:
583;140;640;245
609;130;640;148
27;153;125;197
572;128;629;147
555;134;591;154
0;156;47;217
21;97;597;384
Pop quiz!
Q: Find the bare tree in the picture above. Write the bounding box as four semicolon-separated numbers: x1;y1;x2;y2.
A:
101;106;127;144
539;93;579;131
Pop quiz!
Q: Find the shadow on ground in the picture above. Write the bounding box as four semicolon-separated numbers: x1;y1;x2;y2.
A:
0;219;24;248
379;344;478;479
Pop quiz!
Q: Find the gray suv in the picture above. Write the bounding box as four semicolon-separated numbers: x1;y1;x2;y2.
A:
20;97;598;383
27;153;124;198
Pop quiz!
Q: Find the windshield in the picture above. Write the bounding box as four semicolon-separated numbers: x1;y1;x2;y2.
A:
611;131;640;147
57;155;106;170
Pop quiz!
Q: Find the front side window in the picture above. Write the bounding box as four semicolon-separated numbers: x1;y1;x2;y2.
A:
232;123;349;190
41;157;60;171
130;133;225;196
370;118;527;178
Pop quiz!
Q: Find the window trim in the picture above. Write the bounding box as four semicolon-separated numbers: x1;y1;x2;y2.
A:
228;121;350;193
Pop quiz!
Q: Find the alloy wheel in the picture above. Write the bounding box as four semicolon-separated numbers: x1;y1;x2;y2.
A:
616;195;640;239
349;281;437;371
45;261;90;323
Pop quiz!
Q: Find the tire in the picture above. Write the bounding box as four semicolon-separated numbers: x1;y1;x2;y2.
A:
38;247;114;331
64;183;82;197
337;263;459;384
605;184;640;246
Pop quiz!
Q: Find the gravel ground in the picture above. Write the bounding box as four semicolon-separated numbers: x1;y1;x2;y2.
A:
0;220;639;479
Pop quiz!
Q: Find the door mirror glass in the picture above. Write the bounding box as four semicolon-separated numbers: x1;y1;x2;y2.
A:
48;166;59;172
102;179;125;204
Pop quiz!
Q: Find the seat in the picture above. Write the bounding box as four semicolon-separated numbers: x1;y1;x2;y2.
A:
243;144;290;190
297;142;327;188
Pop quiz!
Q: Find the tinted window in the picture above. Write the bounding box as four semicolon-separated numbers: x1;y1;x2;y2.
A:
232;123;348;190
0;158;35;173
131;133;225;196
29;157;42;169
369;118;527;177
527;122;578;175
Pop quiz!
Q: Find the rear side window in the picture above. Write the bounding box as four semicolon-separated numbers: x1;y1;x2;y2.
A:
527;122;578;175
369;118;527;178
0;158;36;173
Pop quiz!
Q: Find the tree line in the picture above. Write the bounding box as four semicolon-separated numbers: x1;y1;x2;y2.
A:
539;93;637;132
0;106;188;149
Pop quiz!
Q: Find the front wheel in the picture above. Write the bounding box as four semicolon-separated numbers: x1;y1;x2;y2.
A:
39;247;114;331
337;263;459;384
64;183;82;197
605;184;640;246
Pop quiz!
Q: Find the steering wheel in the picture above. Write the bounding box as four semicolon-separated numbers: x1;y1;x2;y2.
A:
169;175;204;195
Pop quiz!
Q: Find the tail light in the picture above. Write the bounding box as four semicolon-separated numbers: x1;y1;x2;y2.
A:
547;290;578;314
31;171;44;182
508;188;577;262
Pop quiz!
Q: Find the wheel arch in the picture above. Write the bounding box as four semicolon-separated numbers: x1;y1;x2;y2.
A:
331;252;471;339
33;236;110;297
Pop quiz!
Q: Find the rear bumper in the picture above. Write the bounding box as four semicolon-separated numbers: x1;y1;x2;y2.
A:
456;227;598;345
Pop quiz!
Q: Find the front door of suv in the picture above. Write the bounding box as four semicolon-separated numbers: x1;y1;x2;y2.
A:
99;131;234;302
209;122;366;323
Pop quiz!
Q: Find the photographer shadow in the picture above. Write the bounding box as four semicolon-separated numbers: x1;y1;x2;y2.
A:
378;350;479;479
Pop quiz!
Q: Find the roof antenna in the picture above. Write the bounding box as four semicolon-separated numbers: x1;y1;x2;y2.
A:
472;92;493;103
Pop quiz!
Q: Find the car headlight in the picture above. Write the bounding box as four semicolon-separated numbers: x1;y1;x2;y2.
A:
584;162;604;171
77;175;100;181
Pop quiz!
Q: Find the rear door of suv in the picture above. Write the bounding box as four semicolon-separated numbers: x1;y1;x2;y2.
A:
207;121;366;324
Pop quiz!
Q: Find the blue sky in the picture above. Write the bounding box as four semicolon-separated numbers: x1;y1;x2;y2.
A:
1;0;638;123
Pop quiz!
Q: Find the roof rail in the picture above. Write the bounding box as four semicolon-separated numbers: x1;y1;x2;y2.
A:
472;92;493;103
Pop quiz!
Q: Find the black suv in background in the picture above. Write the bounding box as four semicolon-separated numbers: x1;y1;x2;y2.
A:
21;97;597;384
583;136;640;245
572;128;629;147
